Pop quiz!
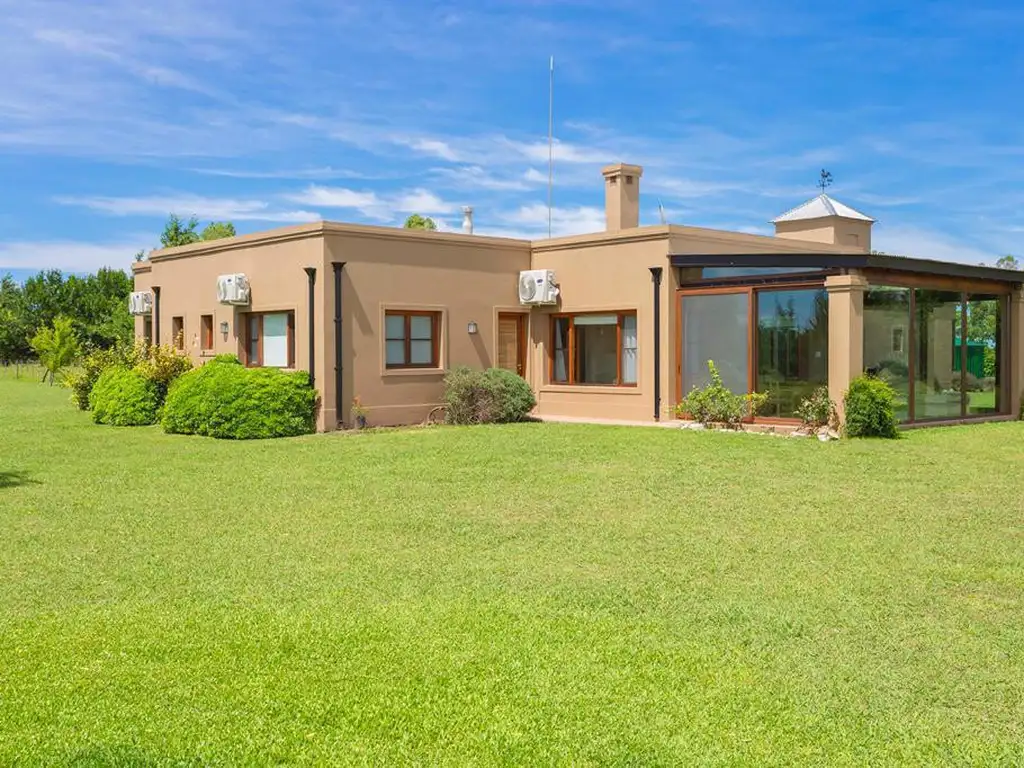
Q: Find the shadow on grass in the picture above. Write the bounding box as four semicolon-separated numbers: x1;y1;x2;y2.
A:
0;470;40;489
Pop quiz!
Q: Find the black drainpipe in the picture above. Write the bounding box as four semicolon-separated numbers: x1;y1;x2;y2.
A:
648;267;663;421
303;267;317;387
331;262;346;428
152;286;161;345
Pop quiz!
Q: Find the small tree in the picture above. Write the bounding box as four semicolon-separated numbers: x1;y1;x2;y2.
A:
201;221;237;241
30;316;80;385
995;255;1020;270
403;214;437;231
160;214;201;249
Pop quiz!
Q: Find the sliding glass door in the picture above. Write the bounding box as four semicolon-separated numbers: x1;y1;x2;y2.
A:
680;285;829;421
756;288;829;418
681;291;749;397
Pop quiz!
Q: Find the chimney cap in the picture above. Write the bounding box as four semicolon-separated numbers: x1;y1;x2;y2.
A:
602;163;644;179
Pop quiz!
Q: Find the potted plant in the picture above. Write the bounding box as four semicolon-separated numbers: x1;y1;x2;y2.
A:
351;396;369;430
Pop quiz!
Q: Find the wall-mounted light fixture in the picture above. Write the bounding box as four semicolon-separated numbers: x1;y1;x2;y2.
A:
220;321;230;340
467;321;479;335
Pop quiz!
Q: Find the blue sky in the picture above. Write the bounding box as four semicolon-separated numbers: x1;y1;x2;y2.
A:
2;0;1023;280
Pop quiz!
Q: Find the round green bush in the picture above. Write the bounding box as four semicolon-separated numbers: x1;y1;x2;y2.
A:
89;366;159;426
844;375;899;439
162;359;317;439
162;357;245;436
483;367;536;423
443;366;536;425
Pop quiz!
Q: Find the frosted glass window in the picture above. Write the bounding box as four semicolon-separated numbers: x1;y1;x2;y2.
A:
621;314;637;384
262;313;289;368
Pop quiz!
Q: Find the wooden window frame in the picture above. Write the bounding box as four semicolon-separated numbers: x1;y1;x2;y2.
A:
200;314;214;351
384;310;441;370
675;281;826;423
171;316;184;350
548;311;638;387
245;311;295;368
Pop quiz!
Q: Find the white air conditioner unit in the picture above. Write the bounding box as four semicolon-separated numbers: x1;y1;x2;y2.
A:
216;273;251;305
518;269;559;305
128;291;153;316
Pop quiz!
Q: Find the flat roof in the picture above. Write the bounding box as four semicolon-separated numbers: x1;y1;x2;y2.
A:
669;252;1024;284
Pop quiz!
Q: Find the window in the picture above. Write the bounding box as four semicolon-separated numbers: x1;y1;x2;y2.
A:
171;316;184;350
385;311;440;369
550;312;637;386
200;314;214;351
246;311;294;368
142;316;153;347
891;326;905;355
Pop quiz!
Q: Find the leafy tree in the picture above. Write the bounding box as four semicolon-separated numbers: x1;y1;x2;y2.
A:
0;275;33;363
403;214;437;231
995;254;1020;270
31;316;80;385
201;221;236;241
160;215;201;249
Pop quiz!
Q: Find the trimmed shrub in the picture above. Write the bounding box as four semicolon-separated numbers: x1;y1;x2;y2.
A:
134;342;193;402
89;366;159;426
162;359;317;439
844;375;899;439
161;357;242;435
675;360;768;427
65;341;145;410
796;386;838;430
482;368;536;423
443;366;498;425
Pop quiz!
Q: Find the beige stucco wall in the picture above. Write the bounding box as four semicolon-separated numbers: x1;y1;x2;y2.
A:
139;225;330;427
530;227;671;421
775;218;872;252
322;226;530;428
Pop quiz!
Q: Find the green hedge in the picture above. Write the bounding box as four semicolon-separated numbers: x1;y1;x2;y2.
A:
89;366;160;426
443;366;535;425
162;358;317;439
844;375;899;439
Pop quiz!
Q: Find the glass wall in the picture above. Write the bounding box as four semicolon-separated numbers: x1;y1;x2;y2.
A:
863;287;911;422
965;294;1004;416
914;290;963;420
864;285;1009;422
756;288;829;418
681;292;749;395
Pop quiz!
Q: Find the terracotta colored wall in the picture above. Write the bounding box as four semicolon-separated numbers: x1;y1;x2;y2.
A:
323;228;530;428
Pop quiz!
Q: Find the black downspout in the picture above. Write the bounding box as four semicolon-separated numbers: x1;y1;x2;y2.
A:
152;286;161;345
331;262;346;428
649;267;663;421
303;267;317;388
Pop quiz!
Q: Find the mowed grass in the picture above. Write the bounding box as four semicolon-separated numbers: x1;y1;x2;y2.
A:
1;380;1023;766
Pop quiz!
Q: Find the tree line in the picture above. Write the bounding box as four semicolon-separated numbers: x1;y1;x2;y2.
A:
0;216;236;365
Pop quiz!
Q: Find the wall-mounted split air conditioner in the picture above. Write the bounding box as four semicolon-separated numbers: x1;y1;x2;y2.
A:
216;274;251;305
518;270;559;305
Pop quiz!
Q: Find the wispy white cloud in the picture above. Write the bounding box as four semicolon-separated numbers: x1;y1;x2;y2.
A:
479;203;607;239
284;185;460;222
54;194;320;223
872;225;997;265
0;238;148;272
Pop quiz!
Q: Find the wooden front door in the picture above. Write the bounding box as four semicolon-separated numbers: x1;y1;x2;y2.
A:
497;313;526;377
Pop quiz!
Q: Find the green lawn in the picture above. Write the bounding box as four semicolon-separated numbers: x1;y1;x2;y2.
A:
2;379;1023;765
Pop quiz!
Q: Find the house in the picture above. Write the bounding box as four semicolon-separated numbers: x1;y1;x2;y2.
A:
132;163;1024;430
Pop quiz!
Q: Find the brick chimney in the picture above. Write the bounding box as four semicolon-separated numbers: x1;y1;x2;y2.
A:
602;163;643;231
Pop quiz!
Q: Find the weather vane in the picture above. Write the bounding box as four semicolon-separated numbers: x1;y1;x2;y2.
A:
818;169;833;193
